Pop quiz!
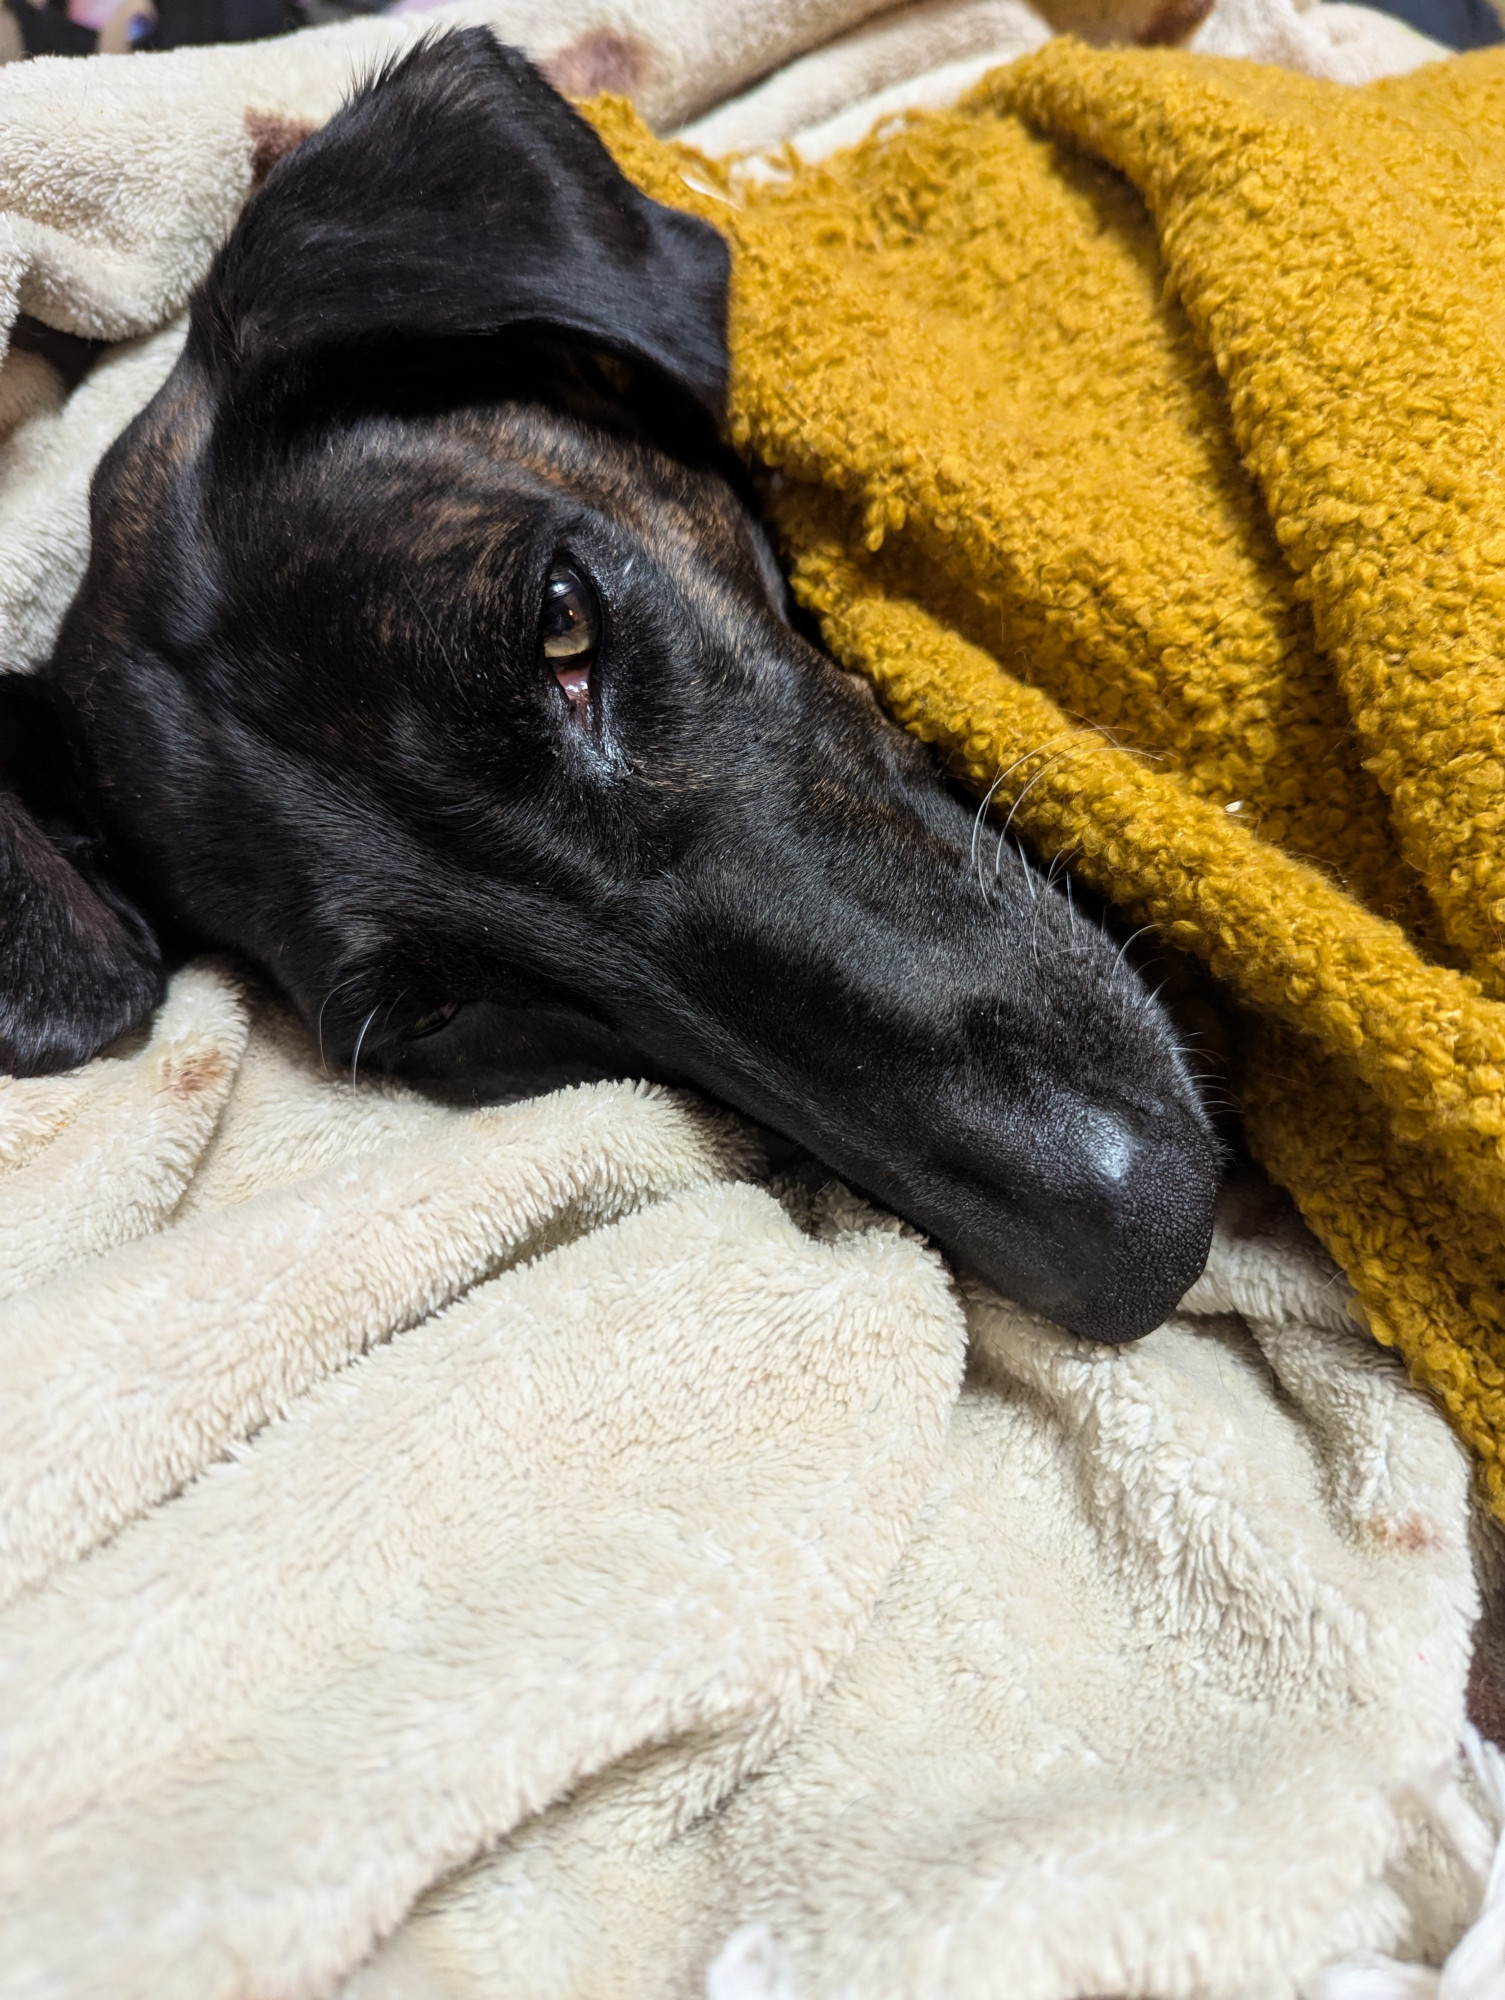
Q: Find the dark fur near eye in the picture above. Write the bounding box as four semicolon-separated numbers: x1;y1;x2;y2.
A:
0;29;1221;1342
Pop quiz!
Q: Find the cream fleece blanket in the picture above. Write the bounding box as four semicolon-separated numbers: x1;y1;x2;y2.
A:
1;5;1501;1998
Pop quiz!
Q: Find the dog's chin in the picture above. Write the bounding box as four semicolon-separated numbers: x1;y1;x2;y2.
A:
366;997;665;1106
793;1103;1221;1347
399;1062;627;1107
372;999;1218;1345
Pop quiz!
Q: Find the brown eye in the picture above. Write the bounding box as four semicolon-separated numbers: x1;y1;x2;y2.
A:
539;562;599;712
407;1002;459;1040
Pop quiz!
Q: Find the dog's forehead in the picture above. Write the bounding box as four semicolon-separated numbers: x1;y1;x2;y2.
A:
412;400;762;608
229;396;760;618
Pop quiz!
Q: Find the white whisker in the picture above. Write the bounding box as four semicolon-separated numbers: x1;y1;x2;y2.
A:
404;575;465;694
1000;745;1080;839
970;769;1008;902
317;973;363;1078
1111;924;1156;983
349;1005;381;1087
971;739;1077;904
1015;838;1040;902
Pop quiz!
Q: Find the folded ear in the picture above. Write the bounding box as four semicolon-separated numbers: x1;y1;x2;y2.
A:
198;28;729;418
0;676;164;1078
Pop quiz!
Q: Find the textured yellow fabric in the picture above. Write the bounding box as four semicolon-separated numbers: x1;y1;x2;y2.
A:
589;45;1505;1509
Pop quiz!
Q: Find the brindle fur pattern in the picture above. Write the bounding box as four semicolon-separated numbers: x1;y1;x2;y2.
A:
0;31;1220;1342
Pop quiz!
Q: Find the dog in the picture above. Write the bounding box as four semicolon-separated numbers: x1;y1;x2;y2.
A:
0;29;1220;1343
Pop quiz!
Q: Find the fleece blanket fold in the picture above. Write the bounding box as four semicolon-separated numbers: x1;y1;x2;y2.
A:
0;978;1487;2000
594;45;1505;1511
2;6;1503;1998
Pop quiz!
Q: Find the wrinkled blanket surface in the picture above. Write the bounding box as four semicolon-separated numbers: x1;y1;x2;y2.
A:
600;44;1505;1513
1;6;1502;2000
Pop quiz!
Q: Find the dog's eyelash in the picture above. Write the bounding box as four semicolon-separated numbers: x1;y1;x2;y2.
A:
539;561;599;714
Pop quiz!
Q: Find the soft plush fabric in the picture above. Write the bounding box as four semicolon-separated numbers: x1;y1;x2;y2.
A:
2;5;1503;1998
679;0;1445;158
0;974;1490;2000
595;44;1505;1517
345;1219;1485;2000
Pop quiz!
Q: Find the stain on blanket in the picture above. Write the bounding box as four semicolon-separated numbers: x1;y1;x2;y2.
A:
245;110;317;186
542;30;654;102
159;1048;228;1100
1370;1514;1446;1555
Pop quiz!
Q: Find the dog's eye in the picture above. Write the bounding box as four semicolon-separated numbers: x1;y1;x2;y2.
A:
407;1002;459;1040
539;561;599;712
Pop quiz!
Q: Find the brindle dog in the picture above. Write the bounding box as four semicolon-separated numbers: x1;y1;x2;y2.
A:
0;29;1220;1342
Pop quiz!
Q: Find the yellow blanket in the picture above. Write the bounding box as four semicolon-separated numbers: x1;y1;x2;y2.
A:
596;44;1505;1512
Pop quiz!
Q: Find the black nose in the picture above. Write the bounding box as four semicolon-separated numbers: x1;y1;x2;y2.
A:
1073;1106;1142;1191
1056;1112;1219;1342
930;1101;1220;1345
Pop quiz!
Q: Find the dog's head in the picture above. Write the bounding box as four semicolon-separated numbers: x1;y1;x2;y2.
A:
0;29;1221;1341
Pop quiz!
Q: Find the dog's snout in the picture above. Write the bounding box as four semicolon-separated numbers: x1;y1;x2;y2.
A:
631;780;1223;1349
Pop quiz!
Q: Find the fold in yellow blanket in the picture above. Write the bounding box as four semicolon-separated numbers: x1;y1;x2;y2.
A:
596;44;1505;1512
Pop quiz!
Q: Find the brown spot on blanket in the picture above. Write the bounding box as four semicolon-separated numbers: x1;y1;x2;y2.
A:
245;111;317;187
541;30;654;101
160;1049;228;1100
1370;1514;1444;1554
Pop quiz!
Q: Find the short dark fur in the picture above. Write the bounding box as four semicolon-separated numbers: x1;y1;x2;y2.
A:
0;30;1221;1341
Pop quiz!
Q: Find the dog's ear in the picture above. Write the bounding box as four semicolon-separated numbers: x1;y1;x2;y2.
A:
198;29;729;419
0;675;164;1077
